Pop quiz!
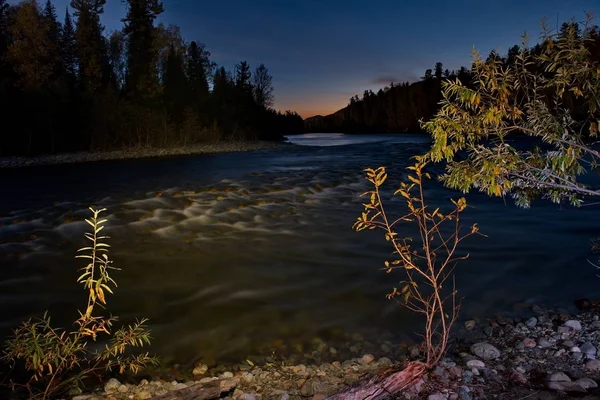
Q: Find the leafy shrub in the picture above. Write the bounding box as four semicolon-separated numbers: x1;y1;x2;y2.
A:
2;208;158;399
354;159;482;367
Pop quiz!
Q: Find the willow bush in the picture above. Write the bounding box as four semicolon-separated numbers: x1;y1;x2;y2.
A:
354;159;482;368
423;14;600;207
2;208;158;399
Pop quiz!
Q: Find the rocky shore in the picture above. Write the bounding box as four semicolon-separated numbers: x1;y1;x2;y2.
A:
0;141;295;169
59;303;600;400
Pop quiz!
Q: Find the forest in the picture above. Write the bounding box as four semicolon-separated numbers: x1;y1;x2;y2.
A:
0;0;304;157
305;22;600;134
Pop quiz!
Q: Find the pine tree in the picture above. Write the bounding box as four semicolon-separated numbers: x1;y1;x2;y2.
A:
108;30;126;89
43;1;61;45
434;62;443;79
70;0;110;93
123;0;163;100
186;41;209;109
234;60;252;93
61;7;77;85
43;0;63;79
0;0;10;64
162;44;188;123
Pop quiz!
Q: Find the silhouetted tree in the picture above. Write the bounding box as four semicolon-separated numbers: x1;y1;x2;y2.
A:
123;0;163;100
434;62;443;79
506;44;520;66
61;7;77;86
162;44;187;123
422;69;433;80
252;63;273;109
0;0;301;156
234;60;252;93
185;40;210;118
70;0;110;93
108;30;126;89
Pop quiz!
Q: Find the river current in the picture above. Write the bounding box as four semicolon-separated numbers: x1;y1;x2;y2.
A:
1;133;599;367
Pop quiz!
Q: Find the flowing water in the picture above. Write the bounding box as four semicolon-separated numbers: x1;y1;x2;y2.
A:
1;133;599;368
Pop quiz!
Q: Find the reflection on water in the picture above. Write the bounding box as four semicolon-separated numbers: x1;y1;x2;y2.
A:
1;133;599;367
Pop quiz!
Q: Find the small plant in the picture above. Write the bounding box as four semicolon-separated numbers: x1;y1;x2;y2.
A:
354;159;483;368
2;208;158;399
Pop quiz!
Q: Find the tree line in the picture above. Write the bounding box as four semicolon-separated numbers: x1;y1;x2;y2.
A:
305;22;600;134
0;0;303;157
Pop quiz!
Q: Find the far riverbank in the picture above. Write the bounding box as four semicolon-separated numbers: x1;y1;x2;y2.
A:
0;140;296;169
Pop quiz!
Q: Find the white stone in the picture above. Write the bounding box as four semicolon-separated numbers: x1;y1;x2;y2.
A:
575;378;598;389
471;342;501;360
564;320;582;331
193;364;208;376
466;359;485;369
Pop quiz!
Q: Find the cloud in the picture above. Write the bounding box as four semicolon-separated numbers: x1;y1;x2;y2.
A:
370;73;419;86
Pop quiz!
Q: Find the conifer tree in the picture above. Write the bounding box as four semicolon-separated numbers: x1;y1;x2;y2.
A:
123;0;163;100
70;0;110;93
61;7;77;85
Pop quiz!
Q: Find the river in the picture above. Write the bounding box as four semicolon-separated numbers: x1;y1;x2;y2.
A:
1;133;599;368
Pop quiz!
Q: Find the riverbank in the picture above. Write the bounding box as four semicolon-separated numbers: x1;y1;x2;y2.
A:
59;303;600;400
0;141;295;169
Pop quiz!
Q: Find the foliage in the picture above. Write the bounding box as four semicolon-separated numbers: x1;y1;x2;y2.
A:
0;0;303;157
2;208;158;399
423;15;600;208
354;159;482;368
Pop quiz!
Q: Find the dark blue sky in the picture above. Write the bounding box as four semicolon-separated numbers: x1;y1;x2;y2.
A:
21;0;600;117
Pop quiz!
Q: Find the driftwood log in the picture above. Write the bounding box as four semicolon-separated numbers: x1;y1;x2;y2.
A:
327;361;426;400
149;377;237;400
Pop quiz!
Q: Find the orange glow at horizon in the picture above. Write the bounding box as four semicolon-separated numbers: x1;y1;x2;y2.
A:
276;95;348;120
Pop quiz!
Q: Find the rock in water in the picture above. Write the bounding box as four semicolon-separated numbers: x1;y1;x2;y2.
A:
470;343;501;360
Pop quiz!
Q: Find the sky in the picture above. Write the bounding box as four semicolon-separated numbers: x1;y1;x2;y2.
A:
15;0;600;118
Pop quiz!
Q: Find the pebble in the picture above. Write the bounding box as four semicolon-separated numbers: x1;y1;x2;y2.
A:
549;372;571;382
470;342;501;360
427;393;448;400
538;338;552;348
466;360;485;369
564;320;582;331
464;320;476;330
193;364;208;376
511;372;528;384
581;341;597;359
117;385;128;393
104;378;121;393
523;338;536;348
576;377;598;389
361;354;375;365
526;317;538;328
585;359;600;372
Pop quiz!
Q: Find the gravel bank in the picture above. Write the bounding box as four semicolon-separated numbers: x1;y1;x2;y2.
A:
0;141;295;169
61;303;600;400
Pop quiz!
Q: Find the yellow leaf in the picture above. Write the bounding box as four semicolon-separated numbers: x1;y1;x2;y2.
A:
97;287;106;304
408;175;419;184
